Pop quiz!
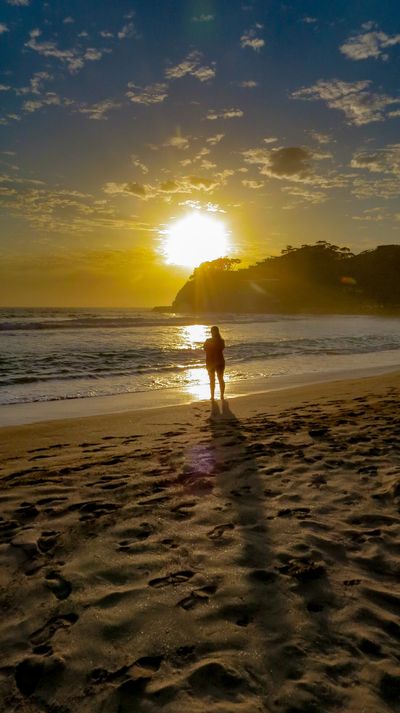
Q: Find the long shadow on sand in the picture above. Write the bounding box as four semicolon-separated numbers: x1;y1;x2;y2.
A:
207;400;355;713
207;399;296;703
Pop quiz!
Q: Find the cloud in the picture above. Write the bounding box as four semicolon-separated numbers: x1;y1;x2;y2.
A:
351;144;400;174
75;99;121;120
238;80;258;88
281;186;328;204
192;14;214;22
22;92;66;113
206;133;224;145
163;135;190;150
352;176;400;199
206;108;244;120
301;17;317;24
63;17;75;25
241;145;341;189
103;175;221;200
126;82;168;105
292;78;400;125
240;24;265;51
17;71;52;95
264;147;313;179
165;51;215;82
352;208;386;222
0;84;11;91
131;156;149;174
307;130;333;144
242;179;264;189
0;176;148;234
263;137;278;144
0;113;21;126
25;29;108;74
100;31;114;38
7;0;29;4
0;23;9;34
117;22;136;39
340;25;400;61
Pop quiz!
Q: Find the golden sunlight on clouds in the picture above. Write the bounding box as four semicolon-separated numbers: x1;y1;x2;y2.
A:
162;211;231;268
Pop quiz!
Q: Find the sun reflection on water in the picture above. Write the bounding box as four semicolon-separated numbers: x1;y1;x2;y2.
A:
179;324;208;348
183;366;231;400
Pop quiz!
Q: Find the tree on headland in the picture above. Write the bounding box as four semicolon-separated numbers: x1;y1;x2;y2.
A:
190;257;241;279
172;242;400;314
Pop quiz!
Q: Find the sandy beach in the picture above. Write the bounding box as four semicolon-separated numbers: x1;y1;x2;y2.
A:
1;371;400;712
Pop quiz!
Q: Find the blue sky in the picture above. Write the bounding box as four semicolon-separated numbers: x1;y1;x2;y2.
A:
1;0;400;305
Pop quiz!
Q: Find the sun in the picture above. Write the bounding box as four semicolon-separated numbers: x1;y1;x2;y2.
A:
162;211;230;268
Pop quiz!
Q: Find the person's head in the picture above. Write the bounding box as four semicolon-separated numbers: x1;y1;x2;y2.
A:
211;325;221;339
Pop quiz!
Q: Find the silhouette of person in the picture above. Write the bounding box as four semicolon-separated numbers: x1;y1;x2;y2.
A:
203;325;225;401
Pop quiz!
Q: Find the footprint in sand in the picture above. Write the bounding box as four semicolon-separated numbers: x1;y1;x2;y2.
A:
148;570;195;588
177;584;217;610
29;612;79;647
207;522;235;539
37;530;59;554
44;570;72;600
277;507;310;519
15;654;65;695
86;654;163;696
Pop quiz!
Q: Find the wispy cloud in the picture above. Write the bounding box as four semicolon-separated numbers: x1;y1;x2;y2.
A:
340;24;400;61
307;130;333;145
301;17;317;24
163;134;190;150
238;80;258;88
240;24;265;51
242;179;264;189
192;14;214;23
126;82;168;105
206;133;224;145
17;71;52;95
22;93;69;113
117;21;136;39
7;0;29;4
292;79;400;125
352;175;400;199
0;113;21;126
351;144;400;174
207;108;244;120
25;29;109;74
131;156;149;174
75;99;121;120
103;175;221;200
165;51;215;82
0;23;9;34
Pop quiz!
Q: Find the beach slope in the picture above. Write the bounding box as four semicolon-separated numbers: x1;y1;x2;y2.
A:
1;372;400;712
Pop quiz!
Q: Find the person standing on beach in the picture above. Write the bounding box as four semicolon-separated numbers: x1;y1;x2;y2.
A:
204;325;225;401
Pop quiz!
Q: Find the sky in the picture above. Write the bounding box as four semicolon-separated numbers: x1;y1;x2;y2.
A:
1;0;400;307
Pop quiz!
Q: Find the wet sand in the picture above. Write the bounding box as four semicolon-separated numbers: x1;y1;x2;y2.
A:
1;372;400;712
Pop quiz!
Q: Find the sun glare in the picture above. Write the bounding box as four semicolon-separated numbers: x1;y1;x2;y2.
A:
163;211;230;268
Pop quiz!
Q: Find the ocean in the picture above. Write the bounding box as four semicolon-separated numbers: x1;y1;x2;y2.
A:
1;309;400;414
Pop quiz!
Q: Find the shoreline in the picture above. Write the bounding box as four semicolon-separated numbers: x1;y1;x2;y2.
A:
1;361;399;428
1;368;399;453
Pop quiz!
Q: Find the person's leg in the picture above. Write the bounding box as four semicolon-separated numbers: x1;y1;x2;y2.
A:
208;370;216;400
217;368;225;400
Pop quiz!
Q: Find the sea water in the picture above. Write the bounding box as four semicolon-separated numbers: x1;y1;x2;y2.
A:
1;309;400;414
